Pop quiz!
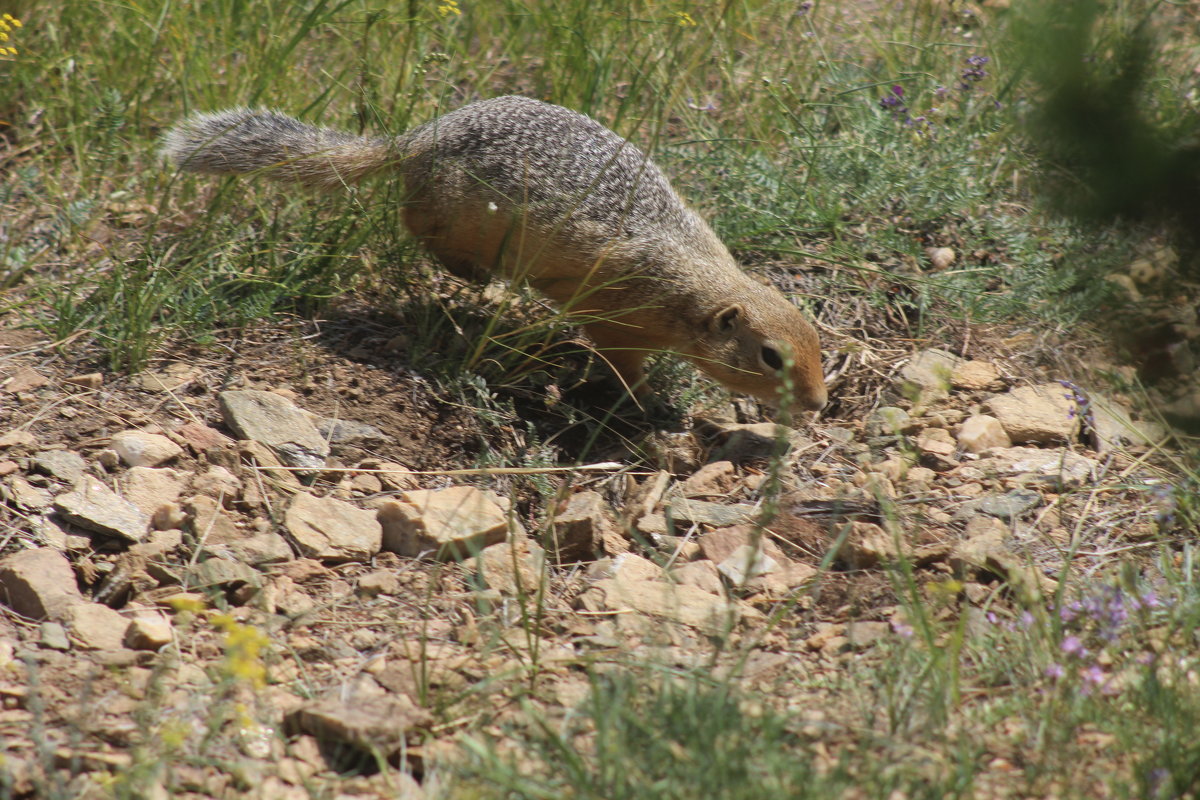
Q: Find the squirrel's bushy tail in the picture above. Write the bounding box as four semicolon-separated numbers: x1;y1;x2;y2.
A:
161;108;394;190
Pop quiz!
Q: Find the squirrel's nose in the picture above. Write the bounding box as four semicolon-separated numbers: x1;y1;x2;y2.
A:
796;384;828;412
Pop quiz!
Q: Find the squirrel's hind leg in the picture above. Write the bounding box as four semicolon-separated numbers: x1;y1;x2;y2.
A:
402;206;491;282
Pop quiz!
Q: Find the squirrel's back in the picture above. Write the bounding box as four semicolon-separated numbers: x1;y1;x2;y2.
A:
401;96;699;238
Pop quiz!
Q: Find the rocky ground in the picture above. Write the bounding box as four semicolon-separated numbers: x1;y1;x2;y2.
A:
0;307;1187;798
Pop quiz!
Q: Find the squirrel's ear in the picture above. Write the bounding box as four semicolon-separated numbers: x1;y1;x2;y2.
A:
711;304;744;333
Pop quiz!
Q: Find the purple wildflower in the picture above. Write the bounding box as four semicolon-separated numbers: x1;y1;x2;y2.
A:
879;85;906;112
796;1;813;15
959;55;990;90
1045;663;1066;680
1061;635;1087;658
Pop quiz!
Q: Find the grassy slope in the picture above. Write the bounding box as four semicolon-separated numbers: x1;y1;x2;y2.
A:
3;1;1200;797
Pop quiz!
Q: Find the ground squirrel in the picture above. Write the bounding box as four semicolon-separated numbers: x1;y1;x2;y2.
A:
162;96;828;411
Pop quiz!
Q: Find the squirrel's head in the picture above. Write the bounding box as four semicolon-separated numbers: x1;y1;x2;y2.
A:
689;292;827;414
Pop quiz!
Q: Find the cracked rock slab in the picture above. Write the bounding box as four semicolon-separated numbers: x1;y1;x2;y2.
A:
54;476;149;543
285;694;433;757
983;383;1080;445
377;486;516;560
968;446;1098;490
0;548;85;620
284;492;381;563
218;390;329;470
895;348;963;406
578;578;761;636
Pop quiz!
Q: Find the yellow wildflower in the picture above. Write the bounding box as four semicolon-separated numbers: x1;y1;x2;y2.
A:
437;0;461;17
210;612;269;688
168;594;207;614
673;11;698;27
0;33;7;42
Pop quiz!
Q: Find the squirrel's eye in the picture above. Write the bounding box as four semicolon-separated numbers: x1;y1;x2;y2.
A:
760;344;784;371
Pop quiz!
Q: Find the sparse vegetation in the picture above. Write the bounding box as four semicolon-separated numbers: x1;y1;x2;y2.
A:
1;1;1198;799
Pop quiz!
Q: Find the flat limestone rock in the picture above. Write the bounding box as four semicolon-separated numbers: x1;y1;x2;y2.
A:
218;390;329;470
62;602;130;651
54;476;149;543
285;492;381;563
717;544;779;586
119;467;186;516
32;450;87;483
666;498;758;528
3;476;52;510
670;560;724;595
186;557;263;591
579;578;760;636
895;348;963;406
285;694;433;756
474;538;546;595
950;360;1002;391
2;366;48;393
377;486;516;560
0;429;38;450
0;548;85;620
1088;393;1162;452
968;446;1098;490
983;383;1079;445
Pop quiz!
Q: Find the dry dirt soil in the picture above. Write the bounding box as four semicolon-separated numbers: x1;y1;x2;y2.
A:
0;284;1190;798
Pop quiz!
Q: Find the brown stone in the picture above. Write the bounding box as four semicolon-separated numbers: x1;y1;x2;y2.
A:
109;431;184;468
577;578;759;636
951;360;1001;391
681;461;737;498
285;694;433;756
984;383;1080;445
547;490;627;562
474;538;546;595
0;548;85;620
54;476;149;543
956;414;1012;454
63;603;130;651
377;486;515;560
173;422;235;454
284;492;382;563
